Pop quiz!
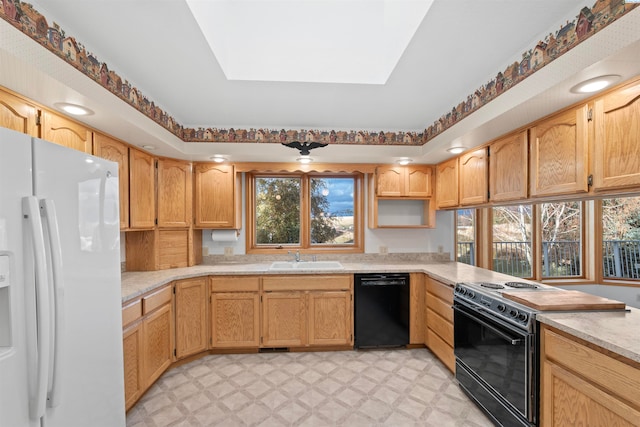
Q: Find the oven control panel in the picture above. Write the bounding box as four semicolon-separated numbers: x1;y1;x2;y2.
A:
454;283;536;332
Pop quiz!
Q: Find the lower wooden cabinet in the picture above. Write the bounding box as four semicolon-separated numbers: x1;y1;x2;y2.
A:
409;273;425;344
122;321;143;411
262;275;353;349
540;325;640;427
142;302;173;387
425;276;455;373
210;276;260;348
175;277;208;358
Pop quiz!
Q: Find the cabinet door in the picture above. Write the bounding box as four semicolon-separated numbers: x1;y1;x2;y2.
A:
261;292;306;347
175;278;208;359
308;291;351;346
541;360;640;427
142;303;172;387
530;105;589;196
490;131;528;202
129;148;156;229
406;166;433;197
436;158;458;208
409;273;425;345
593;81;640;191
375;166;403;196
0;89;39;136
41;110;92;153
194;163;237;228
122;322;143;411
459;148;488;206
94;133;130;229
211;292;260;348
157;159;192;228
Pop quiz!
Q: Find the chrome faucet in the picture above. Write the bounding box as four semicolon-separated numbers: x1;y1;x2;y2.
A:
287;250;301;262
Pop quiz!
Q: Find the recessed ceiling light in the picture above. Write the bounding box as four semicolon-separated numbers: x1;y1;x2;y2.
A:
297;156;313;164
141;144;156;150
447;146;466;154
210;155;227;163
396;158;413;165
570;75;620;94
54;102;94;116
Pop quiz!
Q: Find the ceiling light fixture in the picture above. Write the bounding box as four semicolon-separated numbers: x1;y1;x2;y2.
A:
396;158;413;165
447;146;466;154
141;144;156;150
570;75;620;94
54;102;94;116
210;155;227;163
297;156;313;164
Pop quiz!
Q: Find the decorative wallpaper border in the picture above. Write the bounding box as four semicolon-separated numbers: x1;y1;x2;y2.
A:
1;0;637;146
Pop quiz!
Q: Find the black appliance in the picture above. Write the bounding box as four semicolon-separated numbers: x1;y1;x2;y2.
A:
354;273;410;348
454;282;540;427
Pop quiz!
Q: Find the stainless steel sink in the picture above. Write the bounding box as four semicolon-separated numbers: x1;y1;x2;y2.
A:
268;261;344;271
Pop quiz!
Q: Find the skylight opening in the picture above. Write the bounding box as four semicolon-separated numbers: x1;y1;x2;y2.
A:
185;0;434;85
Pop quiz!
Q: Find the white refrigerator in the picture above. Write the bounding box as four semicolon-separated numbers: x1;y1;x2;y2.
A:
0;127;125;427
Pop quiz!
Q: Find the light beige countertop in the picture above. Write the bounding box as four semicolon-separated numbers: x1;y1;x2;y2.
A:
537;308;640;364
120;258;640;364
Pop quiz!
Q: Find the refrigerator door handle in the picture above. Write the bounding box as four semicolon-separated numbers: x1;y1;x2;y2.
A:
22;196;51;421
40;199;64;408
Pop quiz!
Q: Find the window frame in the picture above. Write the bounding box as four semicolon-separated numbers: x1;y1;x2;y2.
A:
246;171;364;254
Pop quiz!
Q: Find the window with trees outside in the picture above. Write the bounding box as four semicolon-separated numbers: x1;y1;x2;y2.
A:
540;202;582;278
602;196;640;280
492;205;533;278
247;173;362;253
456;209;476;265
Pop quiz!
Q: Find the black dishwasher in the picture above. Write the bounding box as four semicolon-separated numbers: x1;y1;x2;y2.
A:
354;273;410;349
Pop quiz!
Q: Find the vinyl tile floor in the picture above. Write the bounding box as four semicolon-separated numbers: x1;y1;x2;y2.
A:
126;349;493;427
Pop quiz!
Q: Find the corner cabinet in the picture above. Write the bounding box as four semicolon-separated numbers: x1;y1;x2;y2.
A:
459;147;488;206
593;79;640;191
529;105;589;197
194;163;240;229
540;325;640;426
436;158;459;209
489;131;529;202
261;275;353;349
174;277;208;359
94;133;130;229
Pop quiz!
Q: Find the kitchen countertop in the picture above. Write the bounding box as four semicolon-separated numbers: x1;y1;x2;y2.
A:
121;260;640;365
537;309;640;364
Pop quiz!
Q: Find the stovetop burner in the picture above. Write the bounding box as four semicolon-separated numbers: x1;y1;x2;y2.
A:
504;281;539;289
480;282;505;289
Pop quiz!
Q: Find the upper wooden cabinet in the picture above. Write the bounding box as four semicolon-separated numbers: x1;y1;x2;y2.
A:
194;163;239;229
436;158;459;209
375;165;432;197
489;131;529;202
157;159;192;228
41;110;93;153
459;148;488;206
129;148;156;229
593;79;640;191
530;105;589;197
0;89;39;136
94;133;130;230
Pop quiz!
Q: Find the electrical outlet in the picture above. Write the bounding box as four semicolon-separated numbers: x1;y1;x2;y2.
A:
202;246;209;256
224;247;234;256
438;245;443;253
379;245;388;254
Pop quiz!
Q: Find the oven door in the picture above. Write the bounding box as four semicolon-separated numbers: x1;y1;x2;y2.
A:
454;301;535;425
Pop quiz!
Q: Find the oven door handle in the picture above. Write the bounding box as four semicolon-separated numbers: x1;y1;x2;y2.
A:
454;305;524;346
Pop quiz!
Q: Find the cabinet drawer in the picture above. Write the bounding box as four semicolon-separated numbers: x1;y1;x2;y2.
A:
426;293;453;323
426;277;453;305
210;276;260;292
427;328;455;373
122;299;142;328
263;275;351;292
143;286;172;315
427;308;453;347
543;327;640;408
